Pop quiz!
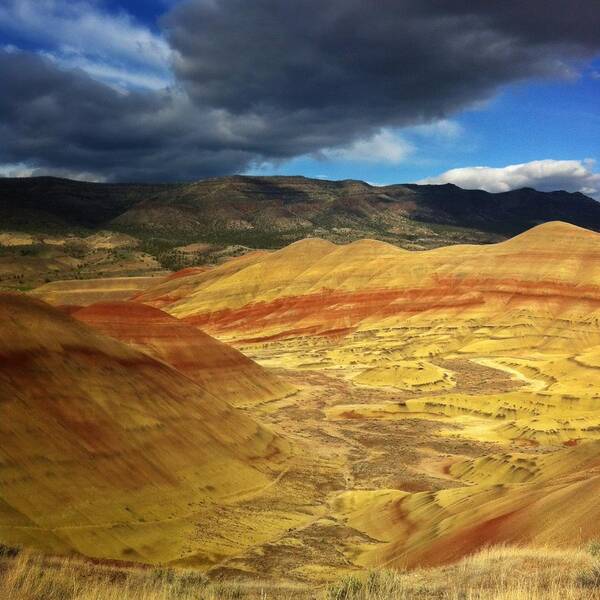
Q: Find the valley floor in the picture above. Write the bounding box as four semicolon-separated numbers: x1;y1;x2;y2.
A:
202;359;522;581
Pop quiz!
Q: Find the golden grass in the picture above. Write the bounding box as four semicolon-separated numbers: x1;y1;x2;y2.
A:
0;548;305;600
3;545;600;600
327;545;600;599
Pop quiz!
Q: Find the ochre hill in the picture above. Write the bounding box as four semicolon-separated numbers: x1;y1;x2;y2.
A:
0;293;321;567
30;275;165;308
332;440;600;569
9;222;600;578
73;302;294;407
136;221;600;348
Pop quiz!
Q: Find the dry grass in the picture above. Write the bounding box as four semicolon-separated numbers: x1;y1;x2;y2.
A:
327;545;600;600
2;544;600;600
0;548;305;600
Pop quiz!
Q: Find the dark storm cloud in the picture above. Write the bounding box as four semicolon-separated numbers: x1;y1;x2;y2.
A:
1;0;599;181
167;0;600;117
0;50;257;181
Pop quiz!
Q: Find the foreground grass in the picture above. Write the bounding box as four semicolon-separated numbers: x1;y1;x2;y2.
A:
2;544;600;599
328;545;600;599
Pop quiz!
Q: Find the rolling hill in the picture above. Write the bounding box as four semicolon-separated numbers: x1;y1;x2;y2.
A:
6;221;600;582
127;221;600;570
3;174;600;290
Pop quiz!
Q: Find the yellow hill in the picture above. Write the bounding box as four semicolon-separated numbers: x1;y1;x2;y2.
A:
333;440;600;569
7;222;600;578
0;293;316;566
133;221;600;349
30;275;165;308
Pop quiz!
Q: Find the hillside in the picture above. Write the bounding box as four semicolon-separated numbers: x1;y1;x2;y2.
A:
7;222;600;582
0;293;322;566
3;175;600;246
136;221;600;343
129;222;600;570
73;301;295;407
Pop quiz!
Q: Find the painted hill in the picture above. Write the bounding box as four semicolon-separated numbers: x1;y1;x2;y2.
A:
0;293;312;565
135;221;600;345
125;222;600;569
333;438;600;569
6;222;600;578
73;301;295;407
30;275;166;308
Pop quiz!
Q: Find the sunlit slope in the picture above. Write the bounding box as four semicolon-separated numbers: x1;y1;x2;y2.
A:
135;222;600;348
129;222;600;571
30;275;165;308
134;223;600;449
0;293;304;564
333;440;600;569
73;302;295;407
129;249;272;310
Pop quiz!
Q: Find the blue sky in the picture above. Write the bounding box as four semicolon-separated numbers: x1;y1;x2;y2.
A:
0;1;598;195
251;66;600;188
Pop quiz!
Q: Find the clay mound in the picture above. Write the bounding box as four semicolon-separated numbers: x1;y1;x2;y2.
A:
0;293;293;564
334;440;600;569
73;301;295;407
353;361;454;392
30;276;165;307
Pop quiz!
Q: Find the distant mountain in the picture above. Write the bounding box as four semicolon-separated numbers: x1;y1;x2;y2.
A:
2;175;600;289
2;175;599;249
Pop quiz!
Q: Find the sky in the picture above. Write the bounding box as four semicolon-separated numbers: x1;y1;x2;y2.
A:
0;0;599;197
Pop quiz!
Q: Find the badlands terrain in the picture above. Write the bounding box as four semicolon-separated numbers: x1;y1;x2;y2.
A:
3;220;600;597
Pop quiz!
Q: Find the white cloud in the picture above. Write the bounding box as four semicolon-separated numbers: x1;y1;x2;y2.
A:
419;159;600;199
408;119;464;139
39;51;170;92
322;129;414;164
0;162;105;182
0;0;172;89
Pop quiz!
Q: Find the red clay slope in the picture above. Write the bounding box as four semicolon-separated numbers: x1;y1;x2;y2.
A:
73;301;294;407
133;223;600;345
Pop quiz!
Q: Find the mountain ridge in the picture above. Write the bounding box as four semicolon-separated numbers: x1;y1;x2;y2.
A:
3;174;599;290
2;174;599;246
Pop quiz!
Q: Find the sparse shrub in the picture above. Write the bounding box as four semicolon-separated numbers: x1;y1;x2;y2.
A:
588;539;600;558
0;543;21;558
63;240;88;259
149;566;177;584
575;563;600;588
327;574;364;599
176;570;209;589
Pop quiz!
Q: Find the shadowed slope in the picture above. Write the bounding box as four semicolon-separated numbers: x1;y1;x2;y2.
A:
73;302;295;407
4;175;600;249
0;293;299;564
